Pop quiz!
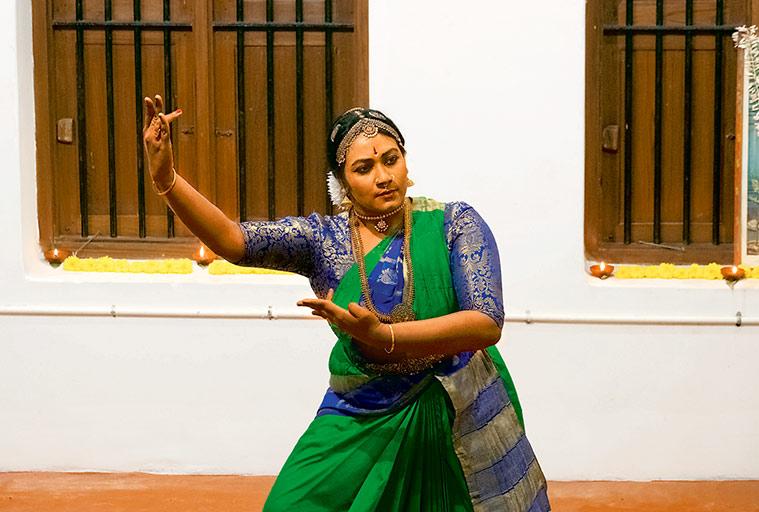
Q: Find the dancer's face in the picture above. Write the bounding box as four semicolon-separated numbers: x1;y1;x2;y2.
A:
343;133;408;216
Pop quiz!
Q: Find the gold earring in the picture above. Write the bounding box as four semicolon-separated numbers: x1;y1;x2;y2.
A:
340;196;353;210
407;177;415;187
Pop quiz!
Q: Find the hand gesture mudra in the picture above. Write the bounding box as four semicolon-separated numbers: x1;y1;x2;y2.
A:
298;289;393;357
143;95;182;191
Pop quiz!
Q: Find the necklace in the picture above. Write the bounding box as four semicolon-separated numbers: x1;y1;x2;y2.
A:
350;198;415;323
353;201;405;233
350;199;446;375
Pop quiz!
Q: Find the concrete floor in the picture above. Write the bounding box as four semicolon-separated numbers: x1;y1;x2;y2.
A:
1;473;758;511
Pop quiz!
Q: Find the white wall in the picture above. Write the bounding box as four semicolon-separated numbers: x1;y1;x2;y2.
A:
1;0;758;480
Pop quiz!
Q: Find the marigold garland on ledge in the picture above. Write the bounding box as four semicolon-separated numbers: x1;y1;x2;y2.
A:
60;256;293;276
62;256;193;274
613;263;758;280
207;260;293;275
60;257;756;280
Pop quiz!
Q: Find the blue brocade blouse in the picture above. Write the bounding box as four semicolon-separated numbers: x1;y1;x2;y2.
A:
237;199;504;328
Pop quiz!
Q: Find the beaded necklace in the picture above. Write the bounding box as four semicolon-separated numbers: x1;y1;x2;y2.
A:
350;198;445;374
350;198;415;323
353;201;405;233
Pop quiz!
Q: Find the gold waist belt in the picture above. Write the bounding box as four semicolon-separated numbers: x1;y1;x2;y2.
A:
362;354;447;375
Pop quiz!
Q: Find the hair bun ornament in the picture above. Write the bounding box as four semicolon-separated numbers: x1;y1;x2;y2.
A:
330;123;341;142
327;171;348;207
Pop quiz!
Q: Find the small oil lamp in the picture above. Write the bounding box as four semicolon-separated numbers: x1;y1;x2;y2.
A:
590;261;614;279
192;245;216;266
44;248;71;265
721;265;745;281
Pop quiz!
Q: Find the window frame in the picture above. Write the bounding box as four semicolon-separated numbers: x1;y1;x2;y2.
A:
31;0;369;260
584;0;752;265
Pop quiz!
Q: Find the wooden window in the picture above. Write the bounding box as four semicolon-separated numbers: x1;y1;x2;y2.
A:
585;0;751;264
32;0;368;259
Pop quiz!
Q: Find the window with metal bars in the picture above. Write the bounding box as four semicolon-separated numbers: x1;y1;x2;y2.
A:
32;0;368;259
585;0;751;264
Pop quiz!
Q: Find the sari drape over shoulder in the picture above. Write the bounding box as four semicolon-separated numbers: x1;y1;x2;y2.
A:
238;198;549;512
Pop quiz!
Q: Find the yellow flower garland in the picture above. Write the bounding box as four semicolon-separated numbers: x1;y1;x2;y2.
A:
208;260;293;275
62;256;193;274
60;257;755;280
613;263;755;280
60;256;293;276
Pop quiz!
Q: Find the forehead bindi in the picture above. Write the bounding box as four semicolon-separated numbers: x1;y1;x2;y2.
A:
345;133;399;165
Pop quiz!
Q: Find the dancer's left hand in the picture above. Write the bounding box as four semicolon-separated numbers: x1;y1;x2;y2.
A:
297;289;388;348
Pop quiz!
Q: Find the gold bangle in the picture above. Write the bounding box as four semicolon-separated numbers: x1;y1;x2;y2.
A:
384;324;395;354
152;168;177;196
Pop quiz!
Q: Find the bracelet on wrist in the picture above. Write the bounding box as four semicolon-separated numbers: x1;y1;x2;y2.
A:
384;324;395;354
152;168;177;196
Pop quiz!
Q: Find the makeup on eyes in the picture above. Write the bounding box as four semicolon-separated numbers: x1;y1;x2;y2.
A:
351;149;398;172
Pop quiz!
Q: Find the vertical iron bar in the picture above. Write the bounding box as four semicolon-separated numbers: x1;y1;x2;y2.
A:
623;0;634;244
134;0;146;238
296;0;305;216
683;0;693;244
712;0;724;245
163;0;175;237
236;0;247;220
324;0;334;214
267;0;276;220
105;0;117;237
76;0;89;237
653;0;663;244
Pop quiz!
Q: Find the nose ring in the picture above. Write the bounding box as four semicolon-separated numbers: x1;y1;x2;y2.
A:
376;175;395;189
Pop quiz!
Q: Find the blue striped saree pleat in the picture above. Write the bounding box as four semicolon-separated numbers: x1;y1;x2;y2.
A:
436;350;549;512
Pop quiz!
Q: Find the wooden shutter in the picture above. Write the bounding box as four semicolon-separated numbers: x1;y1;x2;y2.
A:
585;0;750;263
32;0;368;259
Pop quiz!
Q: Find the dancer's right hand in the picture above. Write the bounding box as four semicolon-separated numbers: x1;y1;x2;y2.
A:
143;94;182;190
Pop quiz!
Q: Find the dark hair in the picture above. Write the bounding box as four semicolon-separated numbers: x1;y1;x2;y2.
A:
327;108;406;180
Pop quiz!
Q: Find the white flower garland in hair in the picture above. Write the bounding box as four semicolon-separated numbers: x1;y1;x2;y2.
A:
734;25;759;135
326;171;347;206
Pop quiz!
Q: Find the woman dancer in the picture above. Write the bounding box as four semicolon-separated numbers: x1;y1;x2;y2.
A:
143;98;550;511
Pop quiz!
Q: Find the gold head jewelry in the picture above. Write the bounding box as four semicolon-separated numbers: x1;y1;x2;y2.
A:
336;118;404;165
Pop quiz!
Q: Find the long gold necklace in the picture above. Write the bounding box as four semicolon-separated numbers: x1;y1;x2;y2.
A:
350;198;416;323
350;198;446;375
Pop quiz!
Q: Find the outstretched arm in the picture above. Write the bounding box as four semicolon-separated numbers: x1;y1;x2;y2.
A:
143;95;244;263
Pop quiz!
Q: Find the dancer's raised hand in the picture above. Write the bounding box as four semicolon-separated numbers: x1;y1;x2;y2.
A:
143;94;182;190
